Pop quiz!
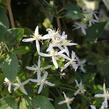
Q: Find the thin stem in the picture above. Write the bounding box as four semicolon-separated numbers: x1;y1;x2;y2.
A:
56;17;62;32
6;0;15;28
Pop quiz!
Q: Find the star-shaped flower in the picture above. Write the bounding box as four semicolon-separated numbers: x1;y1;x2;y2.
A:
58;92;74;109
22;26;50;53
83;8;99;26
29;72;55;94
61;51;79;72
74;80;86;96
14;77;30;95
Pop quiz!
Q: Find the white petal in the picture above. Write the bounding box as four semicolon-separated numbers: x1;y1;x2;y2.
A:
58;100;66;105
38;83;44;94
103;83;106;94
67;103;71;109
74;89;80;96
63;92;67;99
26;66;37;71
64;46;69;57
22;79;30;85
71;51;76;59
46;44;53;52
67;43;77;46
29;79;38;83
71;62;79;71
81;28;86;35
37;71;41;80
41;34;51;40
95;94;104;98
61;62;71;72
60;54;70;60
36;40;40;54
34;26;39;36
8;83;12;93
20;86;28;95
22;38;35;42
52;56;58;68
45;81;55;86
90;105;96;109
43;65;51;70
43;72;48;80
39;52;51;57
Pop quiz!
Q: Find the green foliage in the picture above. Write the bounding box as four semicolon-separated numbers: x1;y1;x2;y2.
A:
64;4;84;20
0;96;18;109
0;6;9;28
1;53;19;81
0;0;109;109
32;96;55;109
86;22;106;41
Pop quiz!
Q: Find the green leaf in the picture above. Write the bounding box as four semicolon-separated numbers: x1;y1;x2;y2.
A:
32;96;55;109
0;96;18;109
0;25;24;47
103;0;109;10
0;6;10;28
86;22;106;41
64;12;84;20
1;53;19;81
64;4;84;20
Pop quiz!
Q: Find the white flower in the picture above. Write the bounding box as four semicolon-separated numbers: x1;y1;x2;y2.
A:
90;105;96;109
59;32;77;56
4;77;13;93
22;26;50;53
74;80;86;96
61;51;79;72
14;77;30;95
58;92;74;109
83;9;99;26
26;56;51;74
40;49;68;69
95;83;109;108
73;22;87;35
29;72;55;94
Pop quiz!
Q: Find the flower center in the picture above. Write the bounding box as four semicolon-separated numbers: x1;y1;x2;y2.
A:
33;35;41;40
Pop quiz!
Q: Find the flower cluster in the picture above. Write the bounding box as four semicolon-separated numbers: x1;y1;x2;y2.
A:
4;26;86;109
73;8;99;35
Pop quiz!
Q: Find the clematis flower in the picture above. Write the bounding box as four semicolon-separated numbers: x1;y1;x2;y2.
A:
22;26;50;53
58;92;74;109
83;8;99;26
26;56;51;74
13;77;30;95
73;22;87;35
74;80;86;96
61;51;79;72
95;83;109;108
40;49;68;69
29;72;55;94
